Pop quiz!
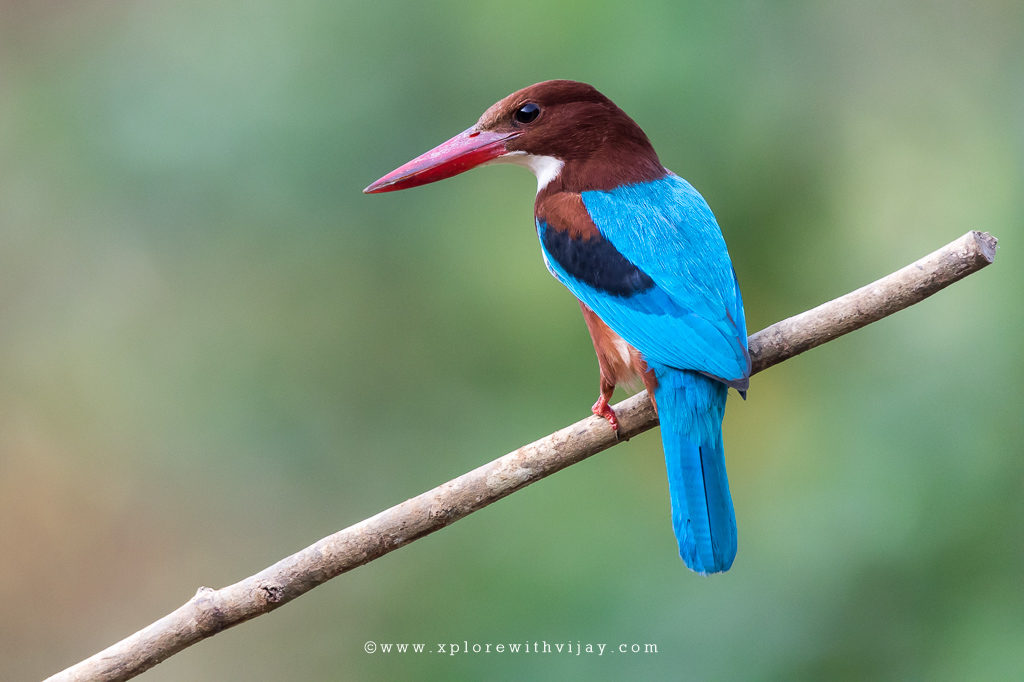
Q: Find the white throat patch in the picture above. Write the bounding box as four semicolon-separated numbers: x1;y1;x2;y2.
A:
495;152;565;194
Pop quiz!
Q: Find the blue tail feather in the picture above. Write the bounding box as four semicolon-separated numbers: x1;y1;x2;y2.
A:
653;367;736;574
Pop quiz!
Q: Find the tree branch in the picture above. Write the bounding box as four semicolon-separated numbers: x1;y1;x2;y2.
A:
47;230;997;682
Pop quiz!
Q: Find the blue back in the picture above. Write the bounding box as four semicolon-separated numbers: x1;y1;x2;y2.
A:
538;174;749;385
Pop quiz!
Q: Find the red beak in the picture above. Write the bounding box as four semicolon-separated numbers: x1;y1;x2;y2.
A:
363;127;521;194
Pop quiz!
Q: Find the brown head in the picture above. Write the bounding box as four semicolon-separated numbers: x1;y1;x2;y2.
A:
363;80;666;196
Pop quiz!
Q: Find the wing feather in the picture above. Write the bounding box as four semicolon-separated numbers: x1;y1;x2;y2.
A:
537;174;749;386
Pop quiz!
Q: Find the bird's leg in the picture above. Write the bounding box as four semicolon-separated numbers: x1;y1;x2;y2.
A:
592;375;619;431
579;300;635;432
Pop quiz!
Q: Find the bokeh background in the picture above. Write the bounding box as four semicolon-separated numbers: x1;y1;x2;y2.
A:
2;2;1021;680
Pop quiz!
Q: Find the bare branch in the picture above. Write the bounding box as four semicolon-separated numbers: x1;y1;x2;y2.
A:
46;231;997;682
747;230;998;373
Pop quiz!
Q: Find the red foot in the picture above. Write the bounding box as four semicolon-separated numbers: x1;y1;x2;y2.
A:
592;394;620;431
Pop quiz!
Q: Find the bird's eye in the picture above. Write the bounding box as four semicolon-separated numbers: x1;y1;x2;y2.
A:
513;103;541;124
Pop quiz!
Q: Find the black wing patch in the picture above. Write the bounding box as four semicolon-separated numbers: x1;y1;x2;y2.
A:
540;221;655;298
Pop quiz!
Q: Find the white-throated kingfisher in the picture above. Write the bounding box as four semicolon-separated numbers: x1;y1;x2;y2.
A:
364;80;750;574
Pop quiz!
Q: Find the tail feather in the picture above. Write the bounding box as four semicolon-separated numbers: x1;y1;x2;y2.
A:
653;368;736;574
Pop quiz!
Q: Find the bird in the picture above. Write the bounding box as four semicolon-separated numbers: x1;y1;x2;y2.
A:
364;80;750;574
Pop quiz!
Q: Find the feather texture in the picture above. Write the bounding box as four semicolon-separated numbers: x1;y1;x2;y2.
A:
538;174;749;388
653;367;736;573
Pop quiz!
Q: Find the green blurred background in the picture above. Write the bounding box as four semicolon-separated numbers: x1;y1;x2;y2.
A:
2;1;1021;680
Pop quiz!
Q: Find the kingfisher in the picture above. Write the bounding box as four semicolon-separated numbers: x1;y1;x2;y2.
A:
364;80;750;574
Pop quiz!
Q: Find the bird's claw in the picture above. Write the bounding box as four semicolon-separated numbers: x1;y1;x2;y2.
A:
592;395;620;431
